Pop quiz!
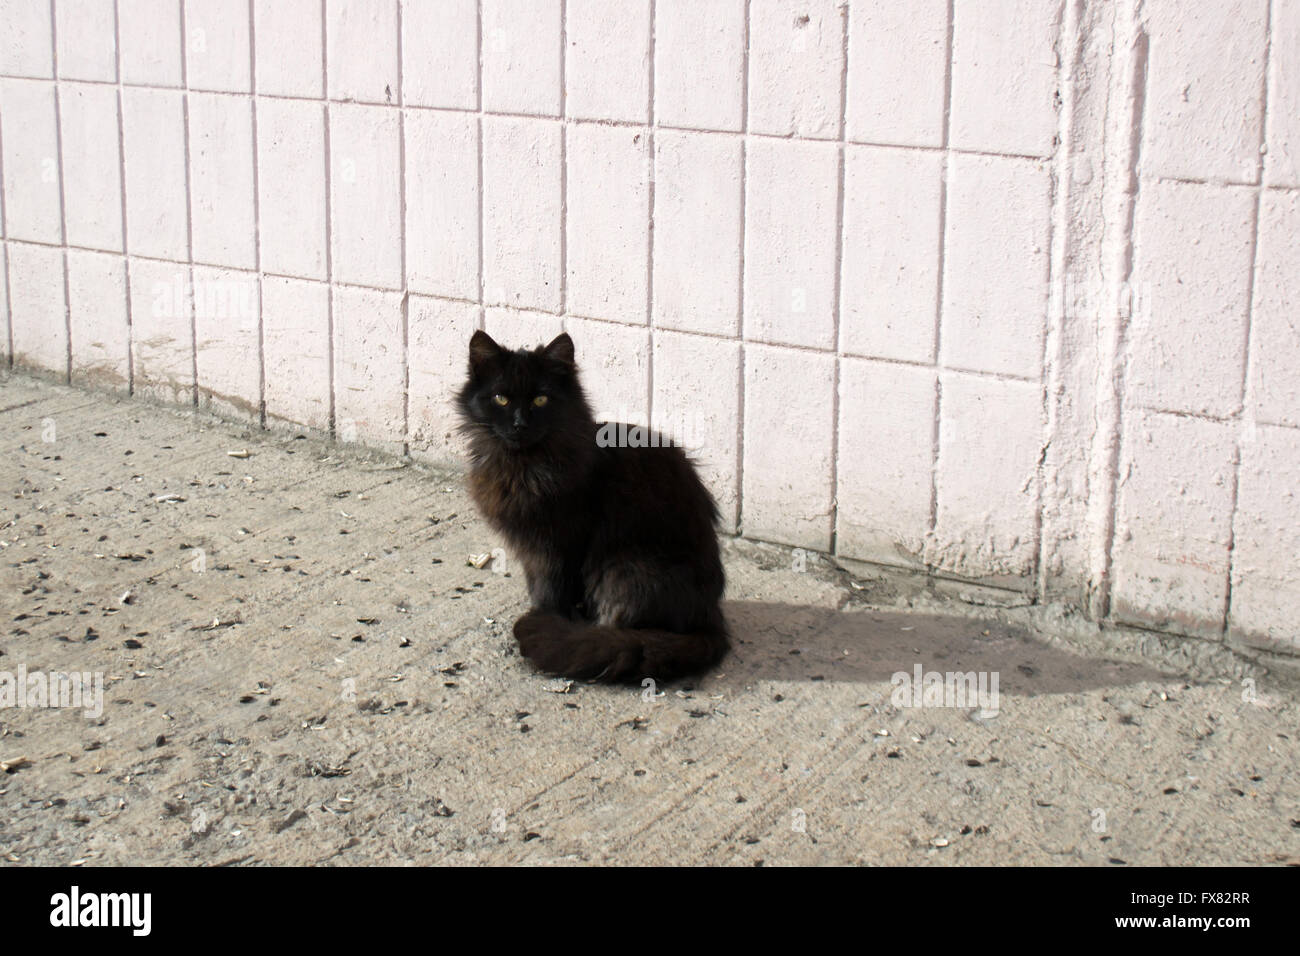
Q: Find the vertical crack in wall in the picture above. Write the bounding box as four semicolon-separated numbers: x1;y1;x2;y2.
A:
927;0;957;548
1036;0;1073;601
645;0;656;430
112;0;133;394
828;0;849;556
248;0;265;429
321;0;336;436
1091;0;1149;621
557;0;567;334
397;0;409;458
1223;0;1276;640
475;0;486;333
49;0;72;384
180;0;197;407
734;0;751;536
1039;0;1115;606
0;18;12;369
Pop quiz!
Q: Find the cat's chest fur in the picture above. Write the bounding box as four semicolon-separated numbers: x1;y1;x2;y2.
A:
467;453;591;545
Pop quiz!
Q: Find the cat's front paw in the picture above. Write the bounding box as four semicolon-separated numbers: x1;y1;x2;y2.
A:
513;610;572;674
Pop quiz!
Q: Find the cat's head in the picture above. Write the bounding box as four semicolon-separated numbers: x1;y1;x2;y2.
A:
457;331;589;451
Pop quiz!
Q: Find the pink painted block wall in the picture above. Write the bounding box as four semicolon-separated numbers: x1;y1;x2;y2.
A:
1;0;1297;652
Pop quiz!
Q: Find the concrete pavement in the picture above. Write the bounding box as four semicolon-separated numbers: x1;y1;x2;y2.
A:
1;373;1297;866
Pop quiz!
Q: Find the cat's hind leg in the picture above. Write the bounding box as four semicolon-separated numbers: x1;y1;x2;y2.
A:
520;549;585;618
511;560;727;682
585;559;705;632
513;609;642;679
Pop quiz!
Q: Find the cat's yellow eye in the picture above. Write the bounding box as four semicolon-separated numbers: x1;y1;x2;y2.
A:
493;394;509;406
533;395;549;408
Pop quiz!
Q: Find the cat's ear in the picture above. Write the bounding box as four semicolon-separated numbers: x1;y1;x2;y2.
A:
543;333;575;369
468;330;504;377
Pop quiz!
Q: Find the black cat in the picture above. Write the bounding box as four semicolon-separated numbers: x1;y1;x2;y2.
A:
457;331;728;682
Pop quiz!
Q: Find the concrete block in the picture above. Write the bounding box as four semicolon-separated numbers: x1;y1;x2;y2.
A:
933;372;1041;580
940;153;1051;379
326;0;399;104
566;123;649;324
329;103;402;289
60;81;123;251
837;357;935;568
1265;0;1300;187
262;275;330;429
121;87;189;261
1111;409;1236;636
407;294;478;464
564;315;649;425
332;283;404;449
652;129;741;337
256;98;327;280
189;92;256;269
1247;190;1300;427
747;0;844;140
0;250;8;365
654;0;745;132
185;0;251;93
56;0;118;82
193;264;260;419
743;137;838;349
565;0;650;123
0;0;53;78
401;0;478;109
742;343;835;550
118;0;183;87
1143;0;1269;183
481;115;562;312
481;0;561;116
405;109;478;300
841;145;943;364
1229;423;1300;651
483;307;562;349
7;241;67;375
846;0;947;148
127;256;194;404
0;79;63;245
1129;180;1255;417
949;0;1061;157
652;329;741;531
67;248;129;390
253;0;323;98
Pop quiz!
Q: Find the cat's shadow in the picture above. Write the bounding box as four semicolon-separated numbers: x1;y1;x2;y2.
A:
709;601;1172;696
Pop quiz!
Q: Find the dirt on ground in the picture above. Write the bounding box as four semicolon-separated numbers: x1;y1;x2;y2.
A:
1;373;1297;866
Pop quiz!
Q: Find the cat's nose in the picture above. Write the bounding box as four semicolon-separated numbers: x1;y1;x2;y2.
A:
511;411;527;430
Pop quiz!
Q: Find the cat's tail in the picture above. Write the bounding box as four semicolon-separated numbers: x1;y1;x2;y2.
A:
512;610;728;683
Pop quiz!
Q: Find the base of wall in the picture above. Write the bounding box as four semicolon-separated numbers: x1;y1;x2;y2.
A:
8;367;1297;673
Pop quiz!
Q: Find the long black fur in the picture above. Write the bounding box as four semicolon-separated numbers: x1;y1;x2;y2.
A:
456;331;728;682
